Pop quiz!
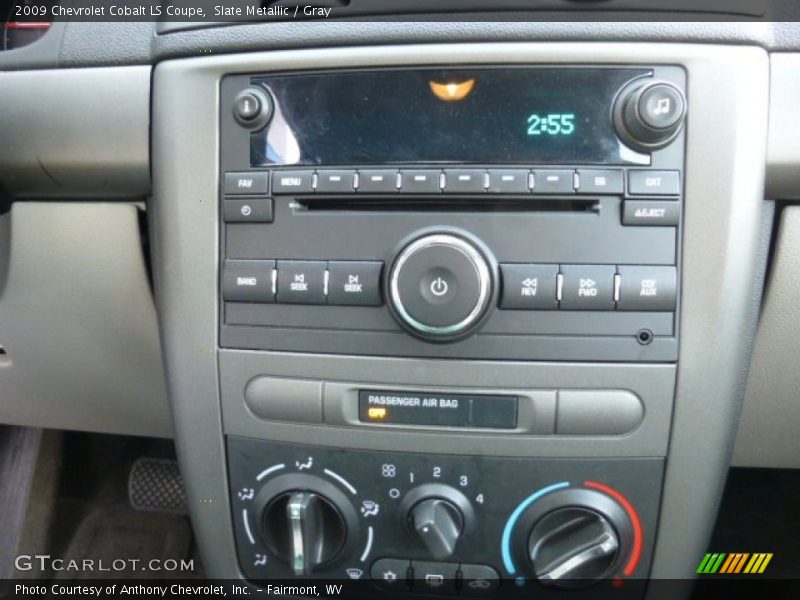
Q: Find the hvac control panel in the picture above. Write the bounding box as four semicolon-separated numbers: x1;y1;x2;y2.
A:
228;438;663;597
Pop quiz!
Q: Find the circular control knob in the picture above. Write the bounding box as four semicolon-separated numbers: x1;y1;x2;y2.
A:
409;498;464;560
528;507;619;585
507;488;633;588
233;86;273;131
254;474;359;575
388;233;493;340
614;79;686;151
399;483;476;560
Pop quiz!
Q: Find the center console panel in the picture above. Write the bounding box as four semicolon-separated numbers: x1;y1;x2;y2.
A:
151;43;769;597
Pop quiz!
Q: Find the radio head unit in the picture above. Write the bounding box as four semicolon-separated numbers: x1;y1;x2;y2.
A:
218;65;685;361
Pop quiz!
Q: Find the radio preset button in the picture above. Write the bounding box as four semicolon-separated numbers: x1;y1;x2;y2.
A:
623;199;680;226
559;265;616;311
628;170;681;196
357;169;399;193
272;170;314;194
532;169;575;194
222;260;275;303
399;170;442;194
276;260;327;304
617;266;677;311
443;169;486;194
316;169;356;193
223;197;273;223
224;172;269;195
327;261;383;306
500;264;558;310
487;169;530;194
576;169;624;194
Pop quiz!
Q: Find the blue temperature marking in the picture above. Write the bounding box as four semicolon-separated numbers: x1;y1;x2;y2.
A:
501;481;570;574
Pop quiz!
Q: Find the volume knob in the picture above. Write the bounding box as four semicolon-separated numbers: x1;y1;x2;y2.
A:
614;80;686;152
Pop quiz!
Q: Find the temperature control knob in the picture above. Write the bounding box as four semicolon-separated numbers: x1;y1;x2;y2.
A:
614;79;686;152
528;507;619;584
400;483;476;560
507;487;634;588
254;474;359;575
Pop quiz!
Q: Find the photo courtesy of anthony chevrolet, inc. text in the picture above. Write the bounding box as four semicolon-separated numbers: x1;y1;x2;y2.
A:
0;1;799;599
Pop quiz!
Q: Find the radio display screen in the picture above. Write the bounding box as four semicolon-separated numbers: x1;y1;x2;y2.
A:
250;67;651;167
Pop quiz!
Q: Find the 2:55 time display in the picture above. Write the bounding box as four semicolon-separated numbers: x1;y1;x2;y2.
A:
527;113;576;136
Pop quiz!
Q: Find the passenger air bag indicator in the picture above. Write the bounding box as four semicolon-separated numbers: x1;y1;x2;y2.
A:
358;391;517;429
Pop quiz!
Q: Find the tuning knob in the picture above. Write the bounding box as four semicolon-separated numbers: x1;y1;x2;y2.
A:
254;474;358;575
614;79;686;152
400;483;475;560
528;507;619;585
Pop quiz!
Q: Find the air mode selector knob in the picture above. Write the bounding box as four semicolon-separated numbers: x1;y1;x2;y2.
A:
253;474;359;576
614;79;686;151
388;233;494;341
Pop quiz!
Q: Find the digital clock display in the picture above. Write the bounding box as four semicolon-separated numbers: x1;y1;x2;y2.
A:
527;113;576;136
250;67;650;166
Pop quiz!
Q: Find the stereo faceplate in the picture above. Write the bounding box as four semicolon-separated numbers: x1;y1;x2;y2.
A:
219;66;685;361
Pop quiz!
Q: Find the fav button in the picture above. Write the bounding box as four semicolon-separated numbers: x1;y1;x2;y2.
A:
327;261;383;306
276;260;327;304
224;172;269;195
617;266;677;311
559;265;616;311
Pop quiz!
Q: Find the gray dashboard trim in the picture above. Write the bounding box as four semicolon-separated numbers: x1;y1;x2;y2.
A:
0;66;151;198
734;206;800;468
766;54;800;199
151;43;769;585
0;202;171;438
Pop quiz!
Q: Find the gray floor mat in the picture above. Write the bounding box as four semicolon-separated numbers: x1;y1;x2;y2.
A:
0;426;42;579
54;504;197;580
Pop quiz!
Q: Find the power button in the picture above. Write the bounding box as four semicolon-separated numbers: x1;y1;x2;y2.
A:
389;234;493;340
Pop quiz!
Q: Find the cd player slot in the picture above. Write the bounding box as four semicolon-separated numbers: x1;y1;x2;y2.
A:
295;196;600;213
